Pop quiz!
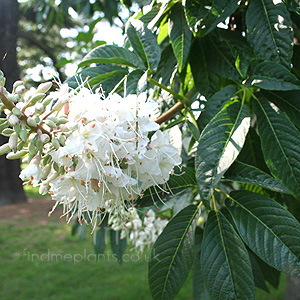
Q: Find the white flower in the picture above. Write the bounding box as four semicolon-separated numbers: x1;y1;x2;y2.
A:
16;79;182;233
20;157;42;187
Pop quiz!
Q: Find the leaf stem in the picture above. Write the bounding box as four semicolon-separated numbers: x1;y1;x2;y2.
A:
212;193;218;212
148;77;186;102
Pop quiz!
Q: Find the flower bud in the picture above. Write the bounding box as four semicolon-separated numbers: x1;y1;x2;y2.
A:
39;183;50;195
17;141;25;151
0;143;11;156
47;116;59;124
7;94;19;103
27;93;46;106
52;137;60;149
0;121;9;131
8;132;18;150
36;82;52;94
35;103;45;114
19;129;28;142
29;139;37;155
0;71;6;87
6;150;27;160
1;128;14;137
27;117;37;127
40;134;50;143
15;85;26;95
58;117;68;124
45;119;57;129
58;134;66;146
42;95;53;107
8;114;19;126
13;123;21;133
12;107;22;116
13;80;24;92
41;164;51;180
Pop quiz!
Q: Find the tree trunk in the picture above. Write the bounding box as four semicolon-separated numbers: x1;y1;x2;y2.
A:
0;0;26;205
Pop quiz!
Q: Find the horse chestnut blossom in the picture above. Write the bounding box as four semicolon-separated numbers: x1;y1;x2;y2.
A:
0;71;182;236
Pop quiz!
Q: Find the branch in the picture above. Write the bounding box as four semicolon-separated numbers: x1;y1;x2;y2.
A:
154;86;197;125
0;91;51;136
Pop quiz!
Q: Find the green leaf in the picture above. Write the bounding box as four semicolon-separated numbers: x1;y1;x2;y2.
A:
125;69;145;95
253;96;300;197
236;128;269;174
193;228;211;300
219;30;254;78
110;230;127;264
136;166;196;207
226;190;300;277
169;3;192;72
246;0;293;69
261;90;300;128
190;38;221;98
126;19;161;70
79;44;141;69
155;45;178;87
197;85;237;131
224;160;293;194
283;0;300;14
201;211;255;300
195;101;250;204
190;35;240;98
248;250;269;292
67;65;128;91
185;0;239;36
247;60;300;90
184;0;209;32
149;204;200;300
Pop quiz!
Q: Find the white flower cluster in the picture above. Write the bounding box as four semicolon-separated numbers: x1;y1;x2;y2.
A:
0;72;181;231
111;207;168;252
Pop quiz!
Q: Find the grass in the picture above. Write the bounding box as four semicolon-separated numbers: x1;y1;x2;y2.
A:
0;187;287;299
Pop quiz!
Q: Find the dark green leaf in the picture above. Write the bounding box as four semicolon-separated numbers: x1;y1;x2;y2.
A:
136;166;196;207
169;3;192;72
155;45;178;87
197;85;237;131
246;0;293;69
190;36;238;98
253;96;300;197
226;190;300;277
195;101;250;204
110;230;127;264
283;0;300;14
219;30;254;78
248;250;269;292
67;65;128;92
193;228;211;300
224;160;293;194
201;211;255;300
79;44;141;69
125;69;145;95
190;38;221;98
236;128;269;173
261;90;300;128
247;60;300;90
185;0;239;36
149;205;200;300
184;0;209;32
126;19;161;70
